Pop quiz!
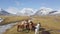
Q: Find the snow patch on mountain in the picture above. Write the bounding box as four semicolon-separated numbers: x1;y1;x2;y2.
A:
20;8;36;16
0;7;60;16
40;7;53;15
6;7;19;14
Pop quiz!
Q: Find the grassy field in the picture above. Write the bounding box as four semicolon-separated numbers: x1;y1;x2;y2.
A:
0;16;29;25
33;16;60;30
3;16;60;34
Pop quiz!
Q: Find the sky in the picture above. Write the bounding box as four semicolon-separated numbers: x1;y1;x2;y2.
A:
0;0;60;14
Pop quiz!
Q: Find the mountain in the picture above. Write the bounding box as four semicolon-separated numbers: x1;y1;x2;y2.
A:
16;7;60;16
0;7;60;16
0;8;13;16
34;7;58;16
49;11;57;14
20;8;35;16
49;10;60;16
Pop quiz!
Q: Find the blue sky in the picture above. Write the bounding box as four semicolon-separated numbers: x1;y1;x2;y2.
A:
0;0;60;10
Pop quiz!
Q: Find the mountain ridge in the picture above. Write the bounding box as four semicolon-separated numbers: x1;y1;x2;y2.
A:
0;7;60;16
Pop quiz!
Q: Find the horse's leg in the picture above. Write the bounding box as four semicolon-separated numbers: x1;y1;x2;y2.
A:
17;25;23;32
20;25;24;32
17;28;19;32
21;25;25;31
17;25;20;32
29;25;32;32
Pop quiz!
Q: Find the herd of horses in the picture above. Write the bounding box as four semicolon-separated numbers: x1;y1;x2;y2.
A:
17;19;50;34
17;20;37;32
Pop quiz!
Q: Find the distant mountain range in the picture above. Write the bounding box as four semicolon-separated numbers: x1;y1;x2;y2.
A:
0;8;15;16
0;7;60;16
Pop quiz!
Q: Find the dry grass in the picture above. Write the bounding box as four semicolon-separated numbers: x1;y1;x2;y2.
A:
33;16;60;30
3;16;60;34
0;16;30;25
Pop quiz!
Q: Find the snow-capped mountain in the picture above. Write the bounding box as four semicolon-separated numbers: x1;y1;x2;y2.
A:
49;10;60;16
0;7;60;16
49;11;57;14
34;7;60;16
0;8;10;15
20;8;36;16
0;8;16;16
34;7;53;16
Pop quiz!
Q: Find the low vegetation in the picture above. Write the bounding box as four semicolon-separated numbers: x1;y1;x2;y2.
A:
0;16;29;25
2;16;60;34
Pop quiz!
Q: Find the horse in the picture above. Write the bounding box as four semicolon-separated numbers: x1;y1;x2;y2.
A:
35;23;41;34
17;20;26;32
17;20;37;32
17;24;24;32
17;20;30;32
29;21;36;31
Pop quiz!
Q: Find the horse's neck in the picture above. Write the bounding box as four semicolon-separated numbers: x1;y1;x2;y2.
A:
36;24;40;27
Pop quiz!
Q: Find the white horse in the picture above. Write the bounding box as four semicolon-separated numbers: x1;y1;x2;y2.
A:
35;23;40;34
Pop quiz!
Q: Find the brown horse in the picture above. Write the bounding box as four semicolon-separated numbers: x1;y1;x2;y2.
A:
17;20;29;32
17;24;24;32
17;20;36;32
29;21;36;31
